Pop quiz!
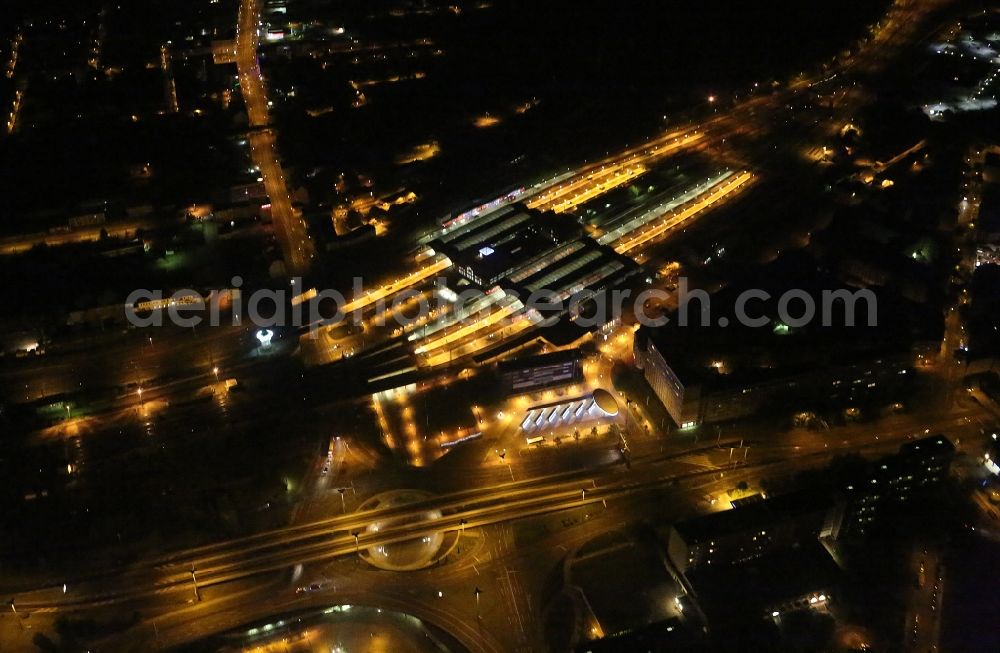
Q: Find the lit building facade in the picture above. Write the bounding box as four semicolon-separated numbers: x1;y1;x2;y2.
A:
830;434;955;539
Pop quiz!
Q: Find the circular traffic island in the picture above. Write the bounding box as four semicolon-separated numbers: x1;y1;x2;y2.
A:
356;490;457;571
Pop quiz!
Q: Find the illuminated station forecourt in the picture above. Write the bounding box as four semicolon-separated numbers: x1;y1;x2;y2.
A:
497;351;625;448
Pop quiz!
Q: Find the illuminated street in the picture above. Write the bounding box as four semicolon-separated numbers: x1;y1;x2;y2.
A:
236;0;315;275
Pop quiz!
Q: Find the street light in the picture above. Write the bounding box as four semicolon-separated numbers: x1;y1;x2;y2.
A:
190;566;201;602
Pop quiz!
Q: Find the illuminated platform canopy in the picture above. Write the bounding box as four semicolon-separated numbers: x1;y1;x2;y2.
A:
520;390;620;434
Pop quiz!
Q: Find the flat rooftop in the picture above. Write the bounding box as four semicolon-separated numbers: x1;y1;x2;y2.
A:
687;541;842;625
433;203;637;293
672;489;831;544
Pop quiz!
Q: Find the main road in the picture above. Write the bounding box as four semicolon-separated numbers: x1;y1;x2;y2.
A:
6;403;988;616
4;406;987;653
235;0;315;275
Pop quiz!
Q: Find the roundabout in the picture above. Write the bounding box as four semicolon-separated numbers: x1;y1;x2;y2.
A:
357;490;458;571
